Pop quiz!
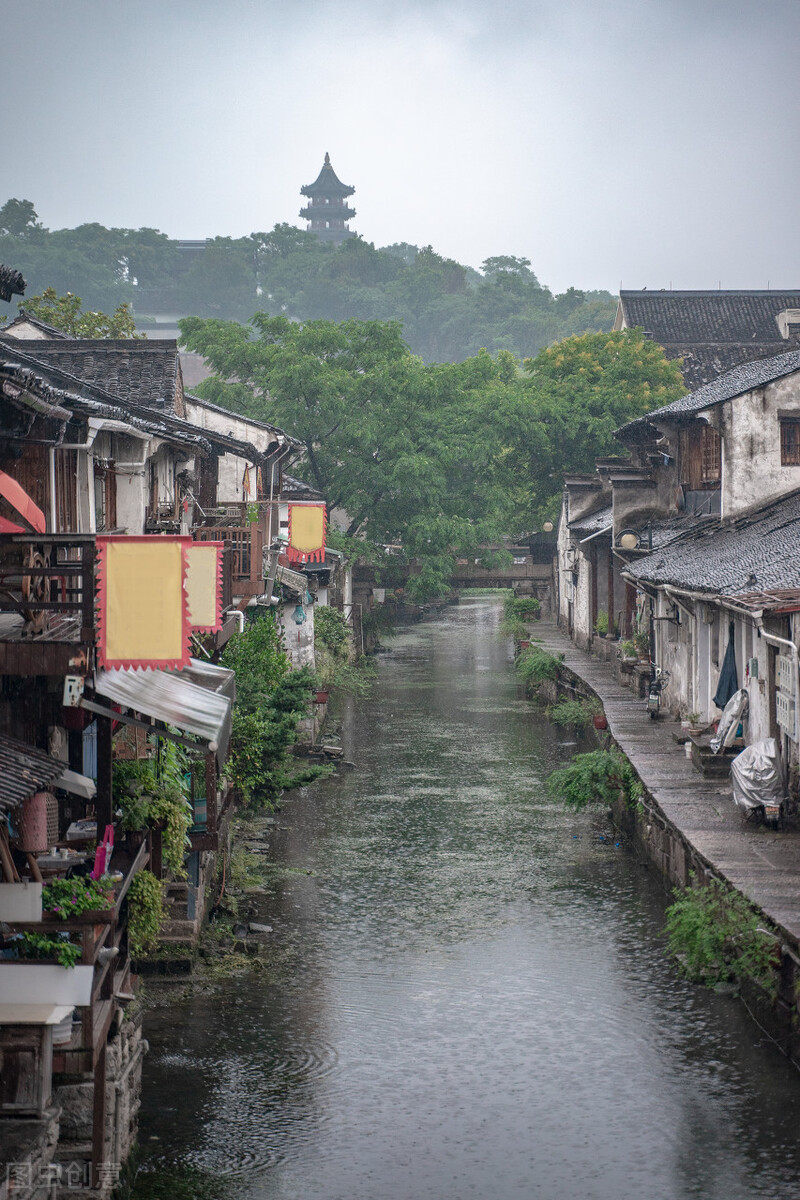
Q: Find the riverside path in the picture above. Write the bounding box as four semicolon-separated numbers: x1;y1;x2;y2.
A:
533;622;800;944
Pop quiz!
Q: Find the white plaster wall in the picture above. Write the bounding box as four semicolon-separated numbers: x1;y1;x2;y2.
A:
717;370;800;517
653;592;692;717
115;471;147;533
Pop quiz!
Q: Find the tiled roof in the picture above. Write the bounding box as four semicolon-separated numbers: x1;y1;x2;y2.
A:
0;265;25;304
300;152;355;199
184;393;300;447
620;291;800;343
0;735;67;815
624;490;800;595
0;345;212;453
0;337;181;409
3;312;70;338
569;505;612;537
617;348;800;436
282;474;323;500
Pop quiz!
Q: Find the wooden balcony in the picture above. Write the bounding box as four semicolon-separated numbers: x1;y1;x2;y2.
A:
194;523;265;599
0;534;96;675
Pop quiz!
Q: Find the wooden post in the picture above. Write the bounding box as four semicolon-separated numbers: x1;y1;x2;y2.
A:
81;540;95;643
625;582;636;638
91;1042;107;1190
590;544;598;632
68;729;84;773
607;542;615;637
96;714;113;833
205;751;217;835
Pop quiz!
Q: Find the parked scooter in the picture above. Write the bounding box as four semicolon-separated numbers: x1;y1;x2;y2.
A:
647;664;670;720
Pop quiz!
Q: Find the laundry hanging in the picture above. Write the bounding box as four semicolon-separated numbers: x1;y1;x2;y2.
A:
713;619;739;710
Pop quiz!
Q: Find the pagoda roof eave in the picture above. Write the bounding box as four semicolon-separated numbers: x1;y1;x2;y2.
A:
300;153;355;199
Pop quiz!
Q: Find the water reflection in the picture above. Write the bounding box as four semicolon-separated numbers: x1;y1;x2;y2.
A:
133;601;800;1200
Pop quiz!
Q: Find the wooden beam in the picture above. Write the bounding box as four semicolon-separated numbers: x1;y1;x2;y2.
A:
91;1042;107;1188
96;714;113;833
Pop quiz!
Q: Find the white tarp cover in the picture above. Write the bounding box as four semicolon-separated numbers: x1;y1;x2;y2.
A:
731;738;788;812
95;659;233;759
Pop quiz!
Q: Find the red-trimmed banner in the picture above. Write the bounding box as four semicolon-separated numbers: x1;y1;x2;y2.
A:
96;536;192;670
186;541;224;633
287;503;327;564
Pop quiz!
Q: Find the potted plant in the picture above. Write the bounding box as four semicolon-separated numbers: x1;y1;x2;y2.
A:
633;631;650;662
0;932;94;1009
687;712;704;735
618;640;636;662
42;876;115;923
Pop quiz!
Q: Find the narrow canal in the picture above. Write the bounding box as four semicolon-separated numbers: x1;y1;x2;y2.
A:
133;600;800;1200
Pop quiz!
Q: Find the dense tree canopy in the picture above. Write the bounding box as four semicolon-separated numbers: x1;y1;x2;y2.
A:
181;313;519;597
180;314;682;596
508;330;685;524
0;200;617;362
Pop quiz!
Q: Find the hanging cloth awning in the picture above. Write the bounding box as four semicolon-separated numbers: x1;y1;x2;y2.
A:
0;470;46;534
92;658;234;763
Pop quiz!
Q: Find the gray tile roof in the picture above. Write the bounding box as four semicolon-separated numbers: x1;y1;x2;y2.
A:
620;291;800;344
0;266;26;304
569;505;612;537
617;348;800;437
3;312;70;338
624;490;800;596
0;337;181;409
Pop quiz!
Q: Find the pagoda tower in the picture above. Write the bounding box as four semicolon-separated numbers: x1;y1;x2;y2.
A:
299;152;356;245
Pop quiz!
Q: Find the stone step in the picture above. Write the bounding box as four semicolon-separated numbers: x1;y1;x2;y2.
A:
164;882;189;899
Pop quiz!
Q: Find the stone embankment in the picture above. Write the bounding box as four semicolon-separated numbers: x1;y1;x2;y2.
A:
530;622;800;1061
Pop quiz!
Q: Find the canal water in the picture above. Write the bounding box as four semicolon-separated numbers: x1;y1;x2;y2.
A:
132;600;800;1200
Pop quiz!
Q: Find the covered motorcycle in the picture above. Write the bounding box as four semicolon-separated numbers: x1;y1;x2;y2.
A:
730;737;787;824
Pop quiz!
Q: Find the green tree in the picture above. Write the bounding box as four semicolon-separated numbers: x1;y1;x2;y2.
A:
180;313;518;598
507;329;685;525
0;198;43;237
20;287;143;338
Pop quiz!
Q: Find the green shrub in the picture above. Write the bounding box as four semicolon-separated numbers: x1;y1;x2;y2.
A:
113;741;192;878
547;698;601;730
221;612;326;807
515;645;563;684
127;870;165;957
504;594;541;621
15;931;80;968
547;748;639;811
665;876;777;996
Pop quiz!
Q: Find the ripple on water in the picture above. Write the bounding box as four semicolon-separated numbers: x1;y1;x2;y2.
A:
135;604;800;1200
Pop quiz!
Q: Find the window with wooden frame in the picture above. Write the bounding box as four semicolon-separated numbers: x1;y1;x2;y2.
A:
780;419;800;465
700;425;721;484
679;423;721;489
93;462;117;532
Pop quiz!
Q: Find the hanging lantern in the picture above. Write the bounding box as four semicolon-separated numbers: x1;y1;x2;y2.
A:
292;604;306;625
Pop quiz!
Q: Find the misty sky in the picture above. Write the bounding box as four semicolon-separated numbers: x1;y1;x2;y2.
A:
3;0;799;293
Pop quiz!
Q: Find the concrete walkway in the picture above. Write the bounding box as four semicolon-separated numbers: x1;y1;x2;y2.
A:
533;623;800;943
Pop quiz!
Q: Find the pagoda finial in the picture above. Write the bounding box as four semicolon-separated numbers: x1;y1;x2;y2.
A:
324;152;331;164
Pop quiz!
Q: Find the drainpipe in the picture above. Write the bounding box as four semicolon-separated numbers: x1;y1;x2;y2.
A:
229;610;245;634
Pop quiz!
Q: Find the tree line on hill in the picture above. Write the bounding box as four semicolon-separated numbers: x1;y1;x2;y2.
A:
0;198;616;363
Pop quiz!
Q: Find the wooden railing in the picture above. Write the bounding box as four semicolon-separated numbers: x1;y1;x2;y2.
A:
194;524;265;595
